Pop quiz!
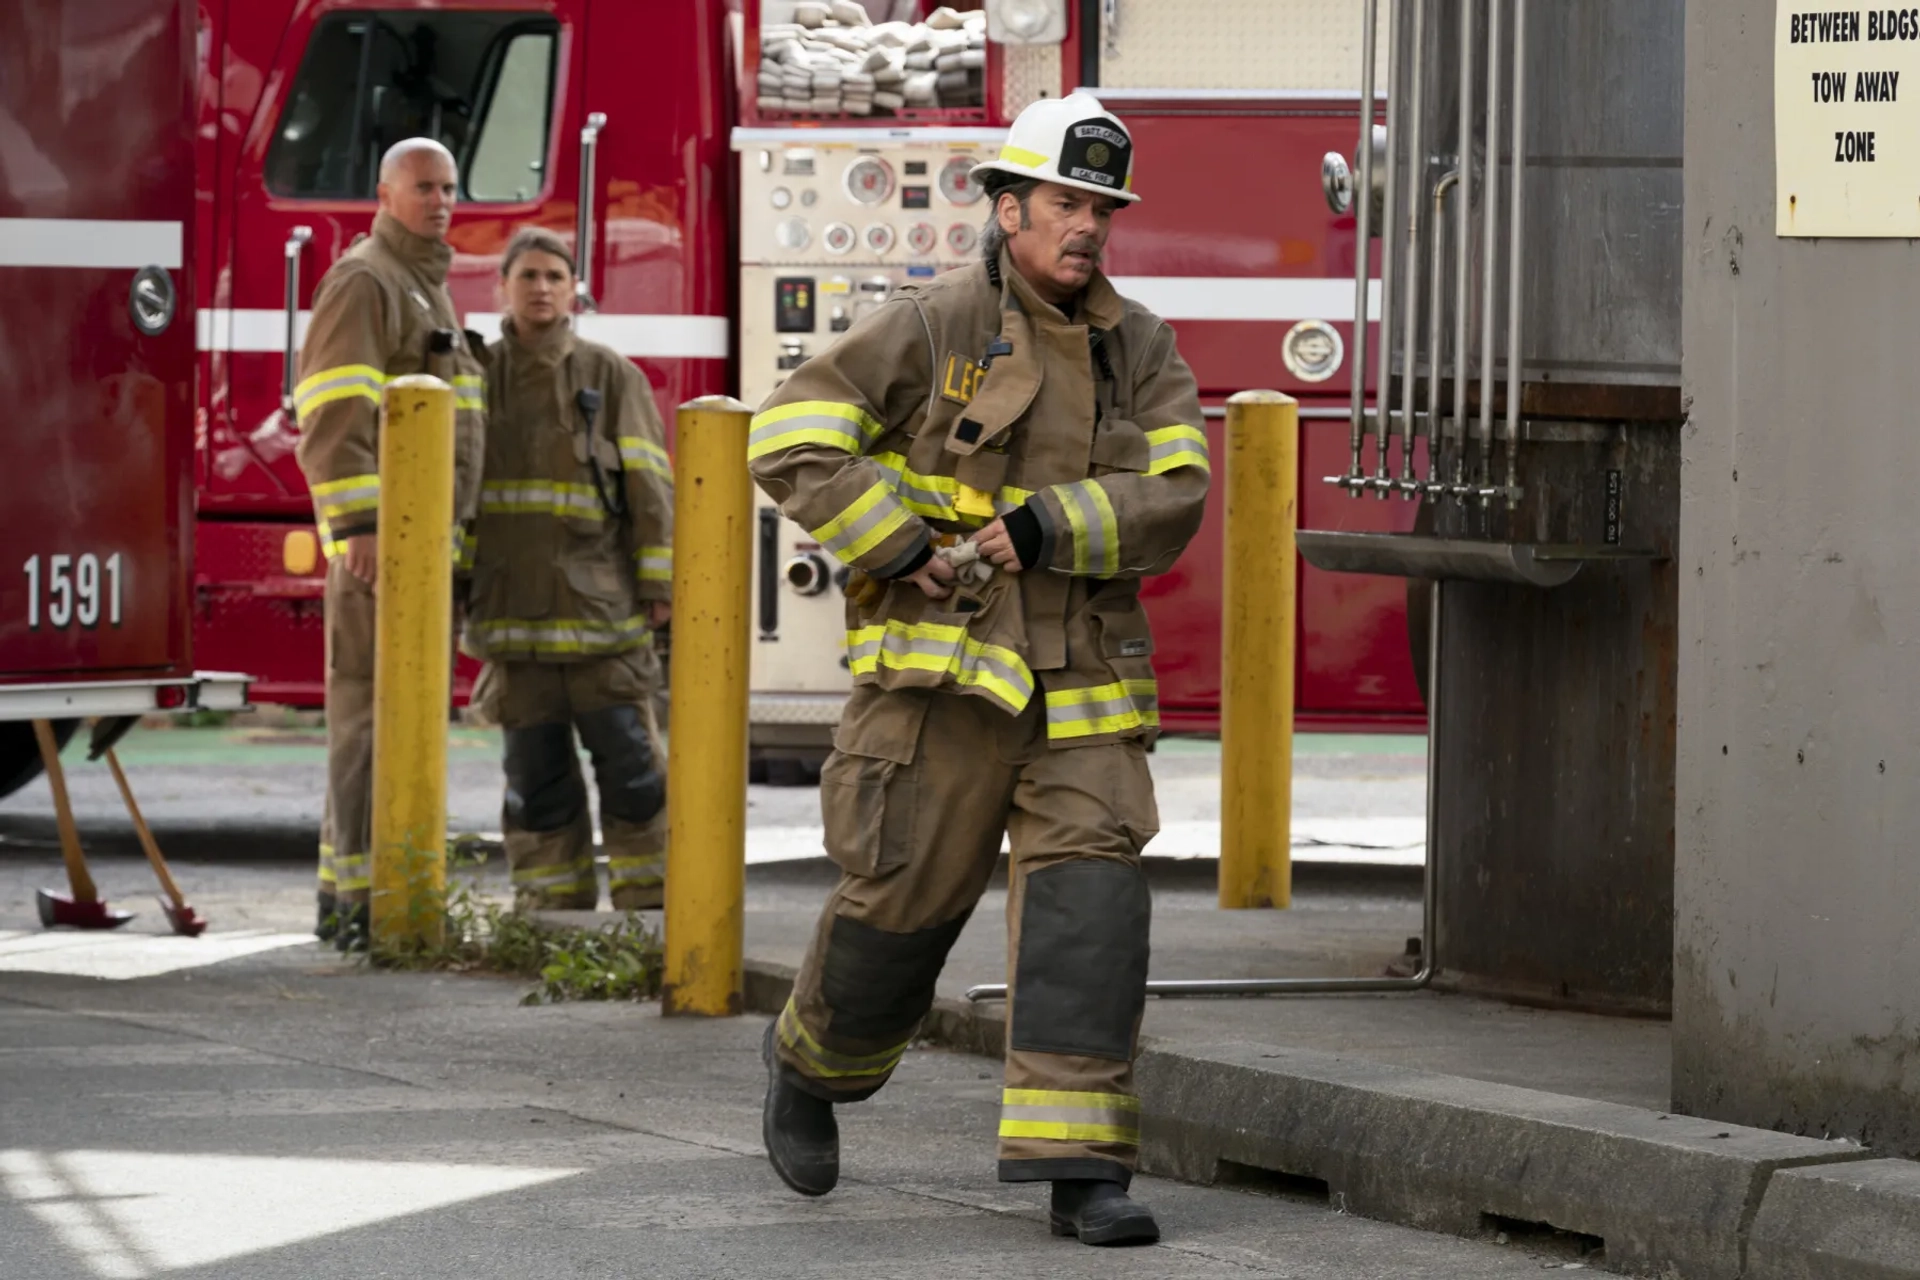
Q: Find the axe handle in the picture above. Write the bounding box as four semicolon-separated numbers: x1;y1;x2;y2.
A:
105;747;185;910
33;719;96;902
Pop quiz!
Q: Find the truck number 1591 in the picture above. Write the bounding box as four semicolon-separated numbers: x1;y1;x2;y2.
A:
23;553;124;630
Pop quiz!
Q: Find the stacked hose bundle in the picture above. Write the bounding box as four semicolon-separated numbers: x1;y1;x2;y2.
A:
757;4;987;116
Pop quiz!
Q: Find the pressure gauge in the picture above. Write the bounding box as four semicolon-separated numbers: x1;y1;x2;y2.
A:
823;222;856;254
906;222;938;256
945;222;977;256
775;217;810;251
864;223;896;255
939;156;983;206
770;186;793;210
844;155;896;206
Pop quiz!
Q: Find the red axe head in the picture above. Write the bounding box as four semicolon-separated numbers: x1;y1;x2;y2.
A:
159;897;208;937
36;888;135;930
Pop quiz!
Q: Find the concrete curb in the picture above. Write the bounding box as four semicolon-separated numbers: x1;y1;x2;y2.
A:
1746;1159;1920;1279
738;957;1899;1278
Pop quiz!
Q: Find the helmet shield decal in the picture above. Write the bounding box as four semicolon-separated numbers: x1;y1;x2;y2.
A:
1058;118;1132;193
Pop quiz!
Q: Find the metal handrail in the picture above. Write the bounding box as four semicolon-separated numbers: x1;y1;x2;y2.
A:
575;112;608;313
280;226;313;415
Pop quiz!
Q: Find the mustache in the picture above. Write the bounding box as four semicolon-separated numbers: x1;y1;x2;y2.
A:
1061;237;1102;258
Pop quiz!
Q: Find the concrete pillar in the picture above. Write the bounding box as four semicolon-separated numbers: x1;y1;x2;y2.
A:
1678;0;1920;1152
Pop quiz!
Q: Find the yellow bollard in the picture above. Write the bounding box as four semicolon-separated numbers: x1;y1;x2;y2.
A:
662;395;754;1016
1219;390;1299;909
370;373;454;953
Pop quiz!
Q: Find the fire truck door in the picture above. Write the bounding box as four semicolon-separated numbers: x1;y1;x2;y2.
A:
0;0;197;678
221;0;578;510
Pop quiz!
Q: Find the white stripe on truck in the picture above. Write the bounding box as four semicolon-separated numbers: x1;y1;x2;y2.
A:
1106;276;1381;323
199;309;731;360
0;218;184;269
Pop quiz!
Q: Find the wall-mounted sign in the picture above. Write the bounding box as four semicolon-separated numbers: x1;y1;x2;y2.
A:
1775;8;1920;236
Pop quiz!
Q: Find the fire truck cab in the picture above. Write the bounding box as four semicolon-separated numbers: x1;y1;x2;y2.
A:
189;0;733;705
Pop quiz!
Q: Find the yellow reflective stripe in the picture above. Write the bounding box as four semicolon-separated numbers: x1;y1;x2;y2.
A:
999;143;1050;169
310;473;381;524
480;480;605;520
451;375;483;387
1145;423;1211;475
1051;480;1119;577
998;1120;1141;1144
998;1088;1141;1145
617;435;673;481
868;453;1032;527
748;400;885;460
511;860;595;888
452;525;475;571
634;545;672;581
844;620;1035;713
776;999;908;1080
294;364;388;421
473;615;650;655
811;481;912;564
1044;678;1159;740
333;852;371;893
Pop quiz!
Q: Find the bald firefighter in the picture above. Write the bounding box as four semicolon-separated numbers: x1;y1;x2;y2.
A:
463;227;673;911
295;138;487;952
751;94;1209;1244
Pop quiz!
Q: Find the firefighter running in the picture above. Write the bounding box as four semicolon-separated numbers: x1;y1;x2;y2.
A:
749;94;1209;1245
293;137;486;952
463;228;674;912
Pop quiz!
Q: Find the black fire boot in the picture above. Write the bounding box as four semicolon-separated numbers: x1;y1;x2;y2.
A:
315;891;339;942
1050;1179;1161;1246
761;1021;839;1196
332;902;370;954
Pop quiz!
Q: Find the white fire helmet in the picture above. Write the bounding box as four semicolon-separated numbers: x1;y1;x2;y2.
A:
969;92;1140;204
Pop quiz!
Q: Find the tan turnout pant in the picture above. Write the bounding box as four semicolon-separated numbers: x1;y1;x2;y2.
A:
319;560;375;906
773;684;1159;1187
473;651;668;911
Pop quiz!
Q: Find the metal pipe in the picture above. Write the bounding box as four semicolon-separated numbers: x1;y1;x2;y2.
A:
964;580;1444;1003
280;226;312;415
1347;0;1382;494
1502;0;1528;507
574;111;608;314
1396;0;1428;498
1450;0;1476;494
1372;0;1403;499
1426;172;1458;492
1476;0;1504;502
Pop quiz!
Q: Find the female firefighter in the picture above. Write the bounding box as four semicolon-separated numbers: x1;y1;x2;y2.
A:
463;226;675;911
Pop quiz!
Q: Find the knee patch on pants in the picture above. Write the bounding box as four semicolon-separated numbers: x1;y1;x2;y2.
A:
1010;860;1150;1061
821;910;970;1042
504;722;585;833
574;704;665;826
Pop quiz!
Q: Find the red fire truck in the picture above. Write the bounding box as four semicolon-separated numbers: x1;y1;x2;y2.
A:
1;0;252;797
11;0;1417;789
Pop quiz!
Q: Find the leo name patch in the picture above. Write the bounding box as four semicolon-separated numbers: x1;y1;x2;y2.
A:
940;351;986;405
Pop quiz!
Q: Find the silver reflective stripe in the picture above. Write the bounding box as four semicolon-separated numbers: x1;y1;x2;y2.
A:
481;481;604;520
814;487;909;563
1056;481;1112;575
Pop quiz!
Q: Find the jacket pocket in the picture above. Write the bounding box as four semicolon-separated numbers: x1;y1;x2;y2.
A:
1088;418;1150;475
819;749;916;878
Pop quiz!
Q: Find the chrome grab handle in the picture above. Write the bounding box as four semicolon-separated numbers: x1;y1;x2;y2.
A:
575;111;608;314
1395;0;1429;496
281;226;313;415
1347;0;1382;495
1371;0;1402;498
1503;0;1529;507
1476;0;1504;501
